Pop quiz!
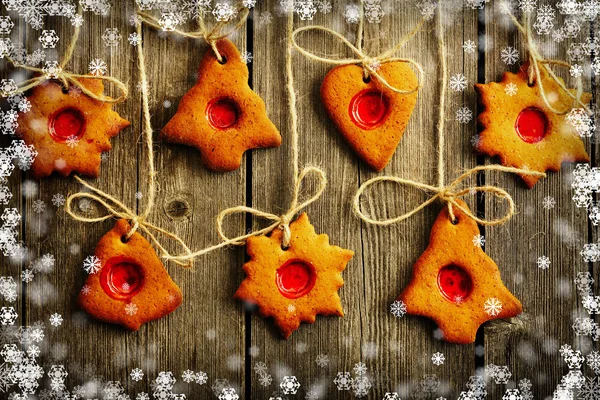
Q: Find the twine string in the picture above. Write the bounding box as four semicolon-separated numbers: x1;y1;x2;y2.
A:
353;3;546;227
506;9;589;115
66;19;194;267
136;3;249;63
290;14;427;95
6;4;128;103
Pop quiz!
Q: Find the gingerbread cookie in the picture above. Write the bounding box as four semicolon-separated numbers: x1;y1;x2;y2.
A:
234;213;354;338
398;200;522;344
78;219;183;330
162;39;281;172
16;79;130;179
321;62;418;171
475;63;591;188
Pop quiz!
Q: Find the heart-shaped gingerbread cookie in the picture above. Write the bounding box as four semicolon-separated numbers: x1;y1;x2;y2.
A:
321;62;418;171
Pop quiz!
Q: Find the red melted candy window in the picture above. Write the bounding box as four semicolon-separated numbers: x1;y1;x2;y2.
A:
275;259;316;299
206;97;239;130
515;107;548;144
49;107;85;142
437;264;473;303
349;90;390;130
100;257;144;301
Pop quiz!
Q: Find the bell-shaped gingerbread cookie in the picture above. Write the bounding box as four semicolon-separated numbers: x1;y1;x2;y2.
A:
321;63;418;171
78;219;183;330
398;200;522;344
475;63;591;188
16;79;130;179
234;213;354;338
162;39;281;172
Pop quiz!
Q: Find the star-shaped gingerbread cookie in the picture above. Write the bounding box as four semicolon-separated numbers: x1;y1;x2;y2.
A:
78;219;183;331
475;63;591;188
16;78;130;179
161;39;281;172
398;200;522;344
234;213;354;338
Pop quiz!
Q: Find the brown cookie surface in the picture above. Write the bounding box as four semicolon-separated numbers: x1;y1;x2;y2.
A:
78;219;183;331
161;39;281;172
398;200;522;344
16;79;130;179
475;63;591;188
321;62;418;171
234;213;354;339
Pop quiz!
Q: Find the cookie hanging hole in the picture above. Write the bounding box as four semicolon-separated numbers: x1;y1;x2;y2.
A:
451;217;459;225
120;235;130;244
363;75;371;84
218;56;228;65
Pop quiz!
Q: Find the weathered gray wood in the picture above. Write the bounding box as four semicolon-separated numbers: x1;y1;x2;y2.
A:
138;13;247;399
483;5;592;399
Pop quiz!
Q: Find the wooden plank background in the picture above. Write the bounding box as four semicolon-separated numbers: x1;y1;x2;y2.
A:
0;1;597;399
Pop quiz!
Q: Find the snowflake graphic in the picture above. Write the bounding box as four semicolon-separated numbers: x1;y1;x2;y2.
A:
181;369;195;383
519;0;537;13
542;196;555;209
240;50;253;64
463;40;476;53
71;14;84;27
128;32;142;46
315;354;329;367
472;234;485;247
353;362;367;375
536;256;550;270
0;307;17;325
124;303;138;316
218;387;238;400
39;30;59;48
352;375;371;398
334;372;353;390
213;3;237;22
500;46;519;65
32;199;45;213
89;58;107;76
51;194;65;207
364;3;385;24
390;300;407;318
254;361;267;375
534;15;554;35
295;1;317;20
42;61;62;79
83;255;102;274
449;74;468;92
456;107;473;124
344;4;360;23
191;371;206;385
280;376;300;394
318;0;332;14
21;269;34;282
49;313;62;327
0;186;11;205
0;17;14;35
432;352;445;366
102;28;122;47
65;134;79;148
570;64;583;78
258;373;272;387
484;297;503;316
130;368;144;381
159;12;179;31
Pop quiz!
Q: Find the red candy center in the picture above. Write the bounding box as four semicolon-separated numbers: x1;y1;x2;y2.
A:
206;98;239;129
49;108;85;142
275;260;316;299
437;265;473;303
100;257;144;300
515;107;548;143
349;90;390;130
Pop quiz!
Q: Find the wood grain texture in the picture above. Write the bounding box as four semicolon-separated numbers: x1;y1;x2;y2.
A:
0;1;597;398
482;4;593;398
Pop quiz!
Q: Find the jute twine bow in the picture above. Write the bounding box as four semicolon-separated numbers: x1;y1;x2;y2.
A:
136;3;249;63
6;5;127;103
290;4;427;94
163;8;328;263
66;20;194;267
353;3;546;227
506;8;590;115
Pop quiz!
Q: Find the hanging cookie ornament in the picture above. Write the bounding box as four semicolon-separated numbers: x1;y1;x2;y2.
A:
67;21;193;330
7;6;129;179
164;13;354;339
475;11;592;188
78;220;183;330
137;8;281;172
353;7;544;344
397;200;522;344
291;12;426;171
